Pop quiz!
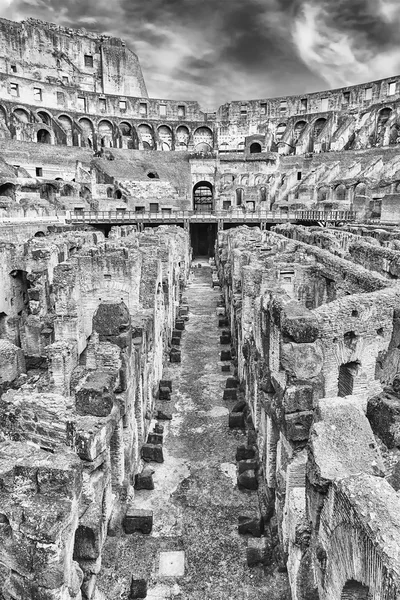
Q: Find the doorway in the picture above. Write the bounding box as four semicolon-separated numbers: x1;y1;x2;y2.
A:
190;224;216;256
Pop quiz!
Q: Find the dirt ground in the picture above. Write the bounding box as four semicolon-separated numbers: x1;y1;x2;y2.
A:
98;260;291;600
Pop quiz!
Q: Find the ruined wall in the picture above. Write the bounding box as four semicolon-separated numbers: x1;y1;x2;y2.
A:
216;225;400;600
0;222;191;599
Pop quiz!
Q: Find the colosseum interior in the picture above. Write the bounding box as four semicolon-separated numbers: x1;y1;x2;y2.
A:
1;15;400;600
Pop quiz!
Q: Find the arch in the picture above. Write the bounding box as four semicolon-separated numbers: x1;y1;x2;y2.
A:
37;111;51;125
158;125;172;151
341;580;370;599
58;114;73;133
317;186;329;202
13;108;29;123
114;189;122;199
236;188;244;206
260;186;267;202
98;119;113;148
106;187;113;198
193;126;213;152
250;142;262;153
79;118;94;148
119;122;132;136
37;129;51;144
240;174;249;186
276;123;287;142
314;118;327;139
176;125;189;150
294;120;307;141
335;184;346;202
378;107;392;126
354;182;367;198
138;124;154;149
0;183;15;199
193;180;213;212
61;184;75;197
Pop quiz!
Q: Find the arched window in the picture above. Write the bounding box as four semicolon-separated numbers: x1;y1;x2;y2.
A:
335;185;346;202
176;125;189;151
0;183;15;199
120;122;132;136
37;111;51;125
354;183;367;198
236;188;244;206
98;120;113;148
294;120;306;141
193;127;213;152
260;187;267;202
314;118;327;139
139;124;154;149
37;129;51;144
378;107;392;127
250;142;262;153
317;186;329;202
79;118;94;148
193;181;213;212
158;125;172;151
58;115;73;132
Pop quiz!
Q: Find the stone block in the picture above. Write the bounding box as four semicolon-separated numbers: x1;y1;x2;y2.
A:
159;387;171;401
75;371;116;417
221;365;231;372
154;423;164;434
238;459;258;474
223;388;237;400
238;469;258;490
147;432;163;445
129;578;148;598
141;443;164;463
220;335;231;345
160;380;172;391
226;377;238;388
175;320;185;331
236;445;256;461
229;411;245;429
216;307;225;316
219;318;229;328
124;508;153;535
157;410;172;421
283;385;313;414
248;430;257;446
171;337;181;346
285;411;314;441
170;348;181;363
172;330;182;339
247;538;266;567
232;399;246;413
220;350;231;361
367;391;400;448
238;515;263;537
135;467;155;490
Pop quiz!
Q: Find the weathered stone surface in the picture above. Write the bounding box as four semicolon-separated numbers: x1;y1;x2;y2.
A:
141;443;164;463
159;386;171;401
236;445;256;461
129;578;148;599
247;538;266;567
147;432;163;445
220;350;232;361
238;459;258;474
157;409;172;421
238;515;263;537
223;387;237;400
170;348;181;363
229;411;245;429
123;509;153;534
226;377;238;388
75;371;116;417
238;469;258;490
135;467;155;490
367;390;400;448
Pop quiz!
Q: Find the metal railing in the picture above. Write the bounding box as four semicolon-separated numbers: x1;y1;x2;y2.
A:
66;209;357;223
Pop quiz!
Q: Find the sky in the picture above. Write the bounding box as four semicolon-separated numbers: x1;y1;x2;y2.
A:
0;0;400;109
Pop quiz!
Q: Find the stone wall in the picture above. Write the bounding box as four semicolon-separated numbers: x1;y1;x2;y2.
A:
216;225;400;600
0;222;191;599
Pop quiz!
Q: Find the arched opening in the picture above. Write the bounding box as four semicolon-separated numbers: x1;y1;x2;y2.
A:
294;120;306;141
176;125;189;151
314;118;327;139
335;184;346;202
79;118;94;148
193;181;213;212
193;127;213;152
236;188;244;206
0;183;16;199
260;186;267;202
317;186;329;202
354;183;367;200
114;189;122;199
250;142;262;153
147;171;159;179
338;361;360;397
120;122;131;137
13;108;29;123
37;129;51;144
106;187;113;198
40;183;57;201
341;580;370;599
98;120;113;148
378;107;392;127
37;111;51;125
158;125;172;151
139;124;154;149
61;184;74;197
34;231;45;237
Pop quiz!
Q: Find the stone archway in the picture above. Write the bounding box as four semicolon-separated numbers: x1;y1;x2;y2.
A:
341;580;370;599
193;181;213;212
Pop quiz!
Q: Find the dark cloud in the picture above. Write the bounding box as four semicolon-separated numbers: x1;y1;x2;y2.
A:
2;0;400;106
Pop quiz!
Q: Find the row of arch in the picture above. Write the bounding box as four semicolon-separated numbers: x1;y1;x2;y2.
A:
316;182;368;202
2;104;215;152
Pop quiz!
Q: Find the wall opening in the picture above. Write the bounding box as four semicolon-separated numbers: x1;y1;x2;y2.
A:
193;181;213;212
190;223;217;257
338;361;360;397
37;129;51;144
341;580;370;599
250;142;262;153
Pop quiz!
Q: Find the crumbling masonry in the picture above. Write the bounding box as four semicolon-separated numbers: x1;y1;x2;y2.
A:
1;14;400;600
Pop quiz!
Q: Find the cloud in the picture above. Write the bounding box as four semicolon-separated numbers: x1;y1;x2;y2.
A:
293;0;400;89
